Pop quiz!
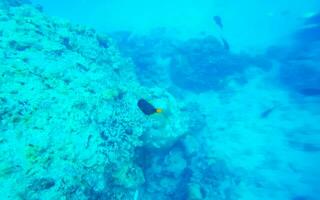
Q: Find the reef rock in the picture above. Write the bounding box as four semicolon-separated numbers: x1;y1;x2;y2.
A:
0;0;30;9
170;36;251;92
138;88;188;149
0;3;188;199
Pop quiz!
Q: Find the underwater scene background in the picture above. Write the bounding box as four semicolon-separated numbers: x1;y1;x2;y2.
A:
0;0;320;199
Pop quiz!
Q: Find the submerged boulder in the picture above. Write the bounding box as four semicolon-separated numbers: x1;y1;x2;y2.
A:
138;88;188;149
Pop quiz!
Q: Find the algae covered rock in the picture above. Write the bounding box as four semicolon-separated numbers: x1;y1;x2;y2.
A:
0;3;192;199
163;148;187;178
0;3;135;199
112;163;145;189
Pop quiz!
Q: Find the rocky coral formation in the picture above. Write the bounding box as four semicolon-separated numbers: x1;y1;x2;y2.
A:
138;88;188;149
170;36;257;92
0;0;30;9
0;3;188;199
113;31;269;93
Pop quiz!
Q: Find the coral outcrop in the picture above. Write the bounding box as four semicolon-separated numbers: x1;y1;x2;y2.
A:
170;36;253;92
113;31;269;93
0;3;188;199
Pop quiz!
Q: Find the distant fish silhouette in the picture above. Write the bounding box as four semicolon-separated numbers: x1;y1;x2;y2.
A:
221;38;230;51
299;88;320;96
213;16;223;29
213;16;229;50
260;104;279;119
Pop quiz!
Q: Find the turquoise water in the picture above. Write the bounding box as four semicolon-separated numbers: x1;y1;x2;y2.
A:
0;0;319;199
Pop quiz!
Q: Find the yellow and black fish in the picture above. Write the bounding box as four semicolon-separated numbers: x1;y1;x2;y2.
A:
137;99;162;115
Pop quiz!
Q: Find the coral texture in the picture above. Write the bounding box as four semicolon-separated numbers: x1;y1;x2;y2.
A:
0;4;187;199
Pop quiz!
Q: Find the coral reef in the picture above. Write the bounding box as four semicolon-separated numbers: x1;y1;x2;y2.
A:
113;31;269;93
1;1;319;200
170;36;260;92
138;88;188;149
0;3;188;199
4;2;314;200
0;0;30;9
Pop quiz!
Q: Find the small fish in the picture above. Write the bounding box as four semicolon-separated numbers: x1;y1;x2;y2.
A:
137;99;162;115
213;16;223;29
221;38;230;51
260;105;278;119
299;88;320;96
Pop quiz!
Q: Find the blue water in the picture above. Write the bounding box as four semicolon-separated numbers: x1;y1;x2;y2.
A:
1;0;320;199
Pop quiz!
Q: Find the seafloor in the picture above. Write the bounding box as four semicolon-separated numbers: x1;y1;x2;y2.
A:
0;1;319;200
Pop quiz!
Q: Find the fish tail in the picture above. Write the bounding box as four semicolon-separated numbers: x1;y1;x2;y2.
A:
155;108;162;113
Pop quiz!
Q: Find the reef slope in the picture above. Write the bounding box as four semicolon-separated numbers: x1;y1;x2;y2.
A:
0;3;187;199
